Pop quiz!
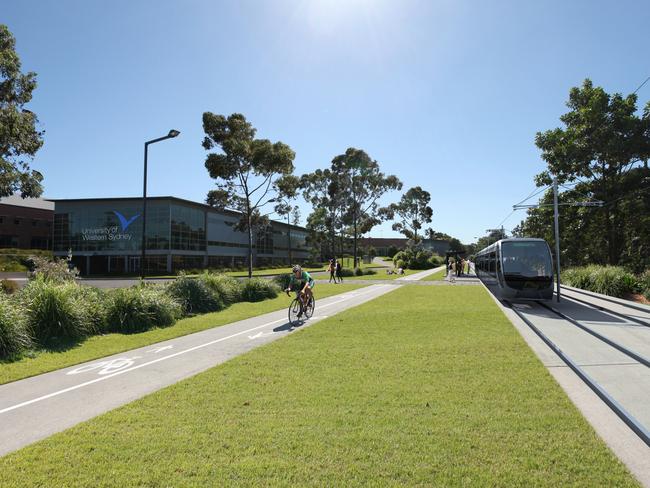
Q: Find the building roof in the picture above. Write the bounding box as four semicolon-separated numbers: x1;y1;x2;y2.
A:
0;194;54;211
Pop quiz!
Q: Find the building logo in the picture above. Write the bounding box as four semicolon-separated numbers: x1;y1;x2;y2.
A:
113;211;140;231
81;210;140;242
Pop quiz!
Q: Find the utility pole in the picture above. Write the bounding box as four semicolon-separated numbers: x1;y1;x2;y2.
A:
553;177;561;303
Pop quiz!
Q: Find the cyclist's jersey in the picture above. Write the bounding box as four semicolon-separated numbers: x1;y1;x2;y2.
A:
289;270;315;289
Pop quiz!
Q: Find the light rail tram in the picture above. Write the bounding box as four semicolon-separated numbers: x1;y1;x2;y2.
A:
475;238;554;300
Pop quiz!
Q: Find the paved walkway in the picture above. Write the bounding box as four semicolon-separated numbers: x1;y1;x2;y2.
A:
0;284;396;457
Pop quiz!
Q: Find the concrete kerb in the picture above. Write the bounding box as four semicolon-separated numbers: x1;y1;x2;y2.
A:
481;280;650;487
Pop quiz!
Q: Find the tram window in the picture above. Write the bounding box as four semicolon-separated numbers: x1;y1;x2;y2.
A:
501;242;552;278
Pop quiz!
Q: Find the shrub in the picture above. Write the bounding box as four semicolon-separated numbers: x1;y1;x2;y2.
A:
387;245;399;258
166;275;225;315
272;273;292;290
427;254;445;267
338;268;355;277
353;268;376;276
354;267;364;276
395;259;406;270
28;256;79;283
20;278;97;345
563;265;639;298
0;294;31;359
198;273;242;305
241;278;279;302
106;286;182;334
638;270;650;292
1;279;20;295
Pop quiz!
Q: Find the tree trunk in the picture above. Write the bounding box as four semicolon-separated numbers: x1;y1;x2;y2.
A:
247;209;253;279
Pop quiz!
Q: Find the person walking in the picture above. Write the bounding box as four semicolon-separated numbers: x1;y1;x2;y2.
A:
448;259;456;283
335;259;343;283
327;258;336;283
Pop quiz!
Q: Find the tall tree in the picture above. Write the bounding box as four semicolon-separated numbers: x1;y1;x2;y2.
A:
300;168;346;258
534;79;650;264
202;113;295;277
0;25;44;197
332;148;402;266
381;186;433;243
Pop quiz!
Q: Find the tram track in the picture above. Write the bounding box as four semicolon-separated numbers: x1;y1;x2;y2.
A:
503;298;650;448
559;286;650;328
537;301;650;368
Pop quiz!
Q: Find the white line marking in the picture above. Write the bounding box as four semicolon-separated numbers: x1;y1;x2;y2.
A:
148;345;173;354
0;284;393;415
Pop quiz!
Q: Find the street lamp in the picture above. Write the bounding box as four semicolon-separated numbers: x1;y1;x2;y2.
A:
141;129;180;280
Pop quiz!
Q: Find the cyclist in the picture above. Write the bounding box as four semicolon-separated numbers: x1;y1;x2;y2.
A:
285;264;315;316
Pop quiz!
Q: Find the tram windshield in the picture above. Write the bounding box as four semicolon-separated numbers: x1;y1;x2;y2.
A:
501;241;552;279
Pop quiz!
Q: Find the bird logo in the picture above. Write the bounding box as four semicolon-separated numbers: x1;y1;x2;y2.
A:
113;211;140;232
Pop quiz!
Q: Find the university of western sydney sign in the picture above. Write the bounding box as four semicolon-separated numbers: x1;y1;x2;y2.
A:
81;211;140;242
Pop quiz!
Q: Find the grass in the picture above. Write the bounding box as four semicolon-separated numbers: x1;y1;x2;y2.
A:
0;286;637;486
343;268;420;280
0;283;365;386
420;267;447;281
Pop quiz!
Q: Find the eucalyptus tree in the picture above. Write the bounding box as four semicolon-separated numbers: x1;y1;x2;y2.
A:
0;25;44;197
381;186;433;243
332;148;402;266
202;112;295;277
300;168;346;258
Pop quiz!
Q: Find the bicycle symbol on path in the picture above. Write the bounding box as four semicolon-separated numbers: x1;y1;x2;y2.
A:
66;357;141;376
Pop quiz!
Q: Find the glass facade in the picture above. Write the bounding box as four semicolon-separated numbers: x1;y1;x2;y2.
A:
171;204;205;251
53;197;310;274
54;201;170;253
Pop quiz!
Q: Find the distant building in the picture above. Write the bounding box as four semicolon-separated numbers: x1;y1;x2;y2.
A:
359;237;450;256
0;195;54;250
52;196;310;275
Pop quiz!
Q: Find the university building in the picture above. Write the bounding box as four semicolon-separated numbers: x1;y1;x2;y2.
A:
52;197;309;275
0;195;54;250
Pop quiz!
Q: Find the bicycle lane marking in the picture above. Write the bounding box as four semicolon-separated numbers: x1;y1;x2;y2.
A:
0;284;393;415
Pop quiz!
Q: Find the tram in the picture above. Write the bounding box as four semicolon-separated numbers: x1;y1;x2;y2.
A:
475;238;554;300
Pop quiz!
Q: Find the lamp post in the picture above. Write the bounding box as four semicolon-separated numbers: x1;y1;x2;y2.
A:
141;129;180;280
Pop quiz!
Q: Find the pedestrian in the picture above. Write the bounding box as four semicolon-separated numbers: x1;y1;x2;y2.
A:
327;258;336;283
335;259;343;283
448;260;456;283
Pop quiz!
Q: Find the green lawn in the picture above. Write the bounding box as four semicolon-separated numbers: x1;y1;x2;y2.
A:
420;267;447;281
344;268;420;280
0;283;365;386
0;286;636;486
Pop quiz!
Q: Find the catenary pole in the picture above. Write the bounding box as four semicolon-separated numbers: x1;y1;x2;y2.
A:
553;177;561;303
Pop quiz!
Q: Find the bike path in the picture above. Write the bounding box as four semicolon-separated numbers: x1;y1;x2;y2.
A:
0;284;395;457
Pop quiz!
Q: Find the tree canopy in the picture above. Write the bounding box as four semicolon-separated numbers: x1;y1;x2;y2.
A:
381;186;433;243
331;148;402;265
0;24;44;198
517;79;650;271
202;112;295;277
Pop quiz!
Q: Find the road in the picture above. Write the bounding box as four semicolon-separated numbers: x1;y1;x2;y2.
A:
0;284;396;457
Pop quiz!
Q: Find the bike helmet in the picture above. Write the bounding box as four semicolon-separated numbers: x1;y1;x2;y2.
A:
292;264;302;273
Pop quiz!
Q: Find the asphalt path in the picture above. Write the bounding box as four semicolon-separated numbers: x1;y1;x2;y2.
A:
0;284;396;457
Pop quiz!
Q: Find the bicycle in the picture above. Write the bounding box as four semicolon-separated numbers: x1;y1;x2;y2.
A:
286;289;315;326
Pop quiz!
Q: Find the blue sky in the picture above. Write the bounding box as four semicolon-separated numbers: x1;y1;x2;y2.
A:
3;0;649;243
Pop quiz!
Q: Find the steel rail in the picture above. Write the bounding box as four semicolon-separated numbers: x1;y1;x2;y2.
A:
538;302;650;368
504;299;650;448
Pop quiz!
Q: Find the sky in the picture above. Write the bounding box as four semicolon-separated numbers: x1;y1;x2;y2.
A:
3;0;649;243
